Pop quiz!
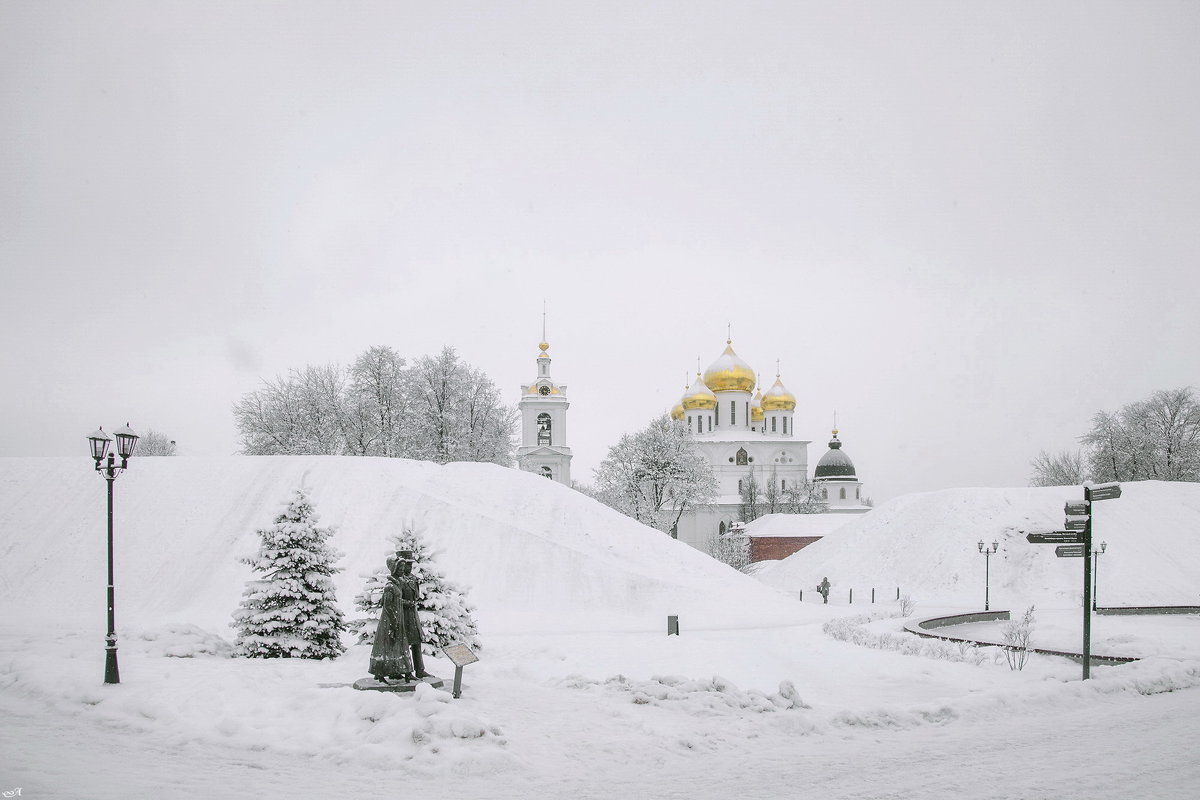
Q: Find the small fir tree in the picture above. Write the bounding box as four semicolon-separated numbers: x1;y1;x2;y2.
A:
350;524;480;655
232;487;347;659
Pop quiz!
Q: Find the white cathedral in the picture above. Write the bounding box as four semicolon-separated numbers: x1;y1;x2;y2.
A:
515;336;868;554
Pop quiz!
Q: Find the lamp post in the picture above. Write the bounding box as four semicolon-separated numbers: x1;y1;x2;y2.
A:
1092;541;1108;611
87;423;139;685
978;539;999;611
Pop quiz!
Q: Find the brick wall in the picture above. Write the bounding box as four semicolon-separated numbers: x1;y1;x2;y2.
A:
749;536;823;562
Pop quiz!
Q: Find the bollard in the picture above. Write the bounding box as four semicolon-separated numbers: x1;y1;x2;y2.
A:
667;615;679;636
849;588;854;604
896;587;900;600
799;589;803;601
872;588;875;604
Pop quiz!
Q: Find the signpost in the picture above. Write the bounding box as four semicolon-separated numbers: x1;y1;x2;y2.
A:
442;644;479;699
1026;482;1121;680
1025;531;1084;544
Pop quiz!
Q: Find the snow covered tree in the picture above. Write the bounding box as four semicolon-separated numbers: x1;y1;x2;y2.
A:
593;413;718;535
707;525;750;571
404;346;518;465
1029;449;1087;487
231;487;347;659
350;523;480;655
738;467;763;523
135;429;177;456
232;345;516;465
782;480;829;514
1082;388;1200;483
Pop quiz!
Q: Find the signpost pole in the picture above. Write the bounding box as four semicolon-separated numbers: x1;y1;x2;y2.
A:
1082;511;1093;680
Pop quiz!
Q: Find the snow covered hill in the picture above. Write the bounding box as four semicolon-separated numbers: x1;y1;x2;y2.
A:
755;482;1200;609
0;456;797;636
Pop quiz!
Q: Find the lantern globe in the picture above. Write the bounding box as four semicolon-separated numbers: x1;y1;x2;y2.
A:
113;423;139;459
87;428;112;461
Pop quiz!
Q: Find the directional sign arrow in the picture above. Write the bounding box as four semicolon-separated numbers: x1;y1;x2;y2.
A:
1026;531;1086;544
1064;518;1088;531
1065;502;1090;516
1085;482;1122;502
1056;544;1086;558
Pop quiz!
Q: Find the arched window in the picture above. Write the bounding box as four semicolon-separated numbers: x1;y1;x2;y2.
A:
856;487;861;499
540;466;553;480
719;521;727;536
839;487;847;500
783;418;788;435
736;447;748;466
537;412;552;445
822;487;828;499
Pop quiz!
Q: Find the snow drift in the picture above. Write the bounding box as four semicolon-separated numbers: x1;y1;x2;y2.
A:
755;481;1200;609
0;456;798;637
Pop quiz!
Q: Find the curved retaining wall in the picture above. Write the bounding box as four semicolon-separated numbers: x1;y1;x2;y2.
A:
1097;606;1200;616
904;610;1138;666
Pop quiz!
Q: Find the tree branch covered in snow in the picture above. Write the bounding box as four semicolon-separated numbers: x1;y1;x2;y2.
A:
232;345;517;465
592;414;718;534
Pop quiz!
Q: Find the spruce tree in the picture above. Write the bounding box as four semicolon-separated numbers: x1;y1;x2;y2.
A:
232;487;347;659
351;524;480;655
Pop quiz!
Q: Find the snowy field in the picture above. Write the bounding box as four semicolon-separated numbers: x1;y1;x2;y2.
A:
1;457;1199;799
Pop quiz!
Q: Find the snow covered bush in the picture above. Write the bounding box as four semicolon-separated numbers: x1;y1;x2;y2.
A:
350;523;480;655
822;613;992;666
899;594;915;616
231;487;347;659
1002;605;1036;671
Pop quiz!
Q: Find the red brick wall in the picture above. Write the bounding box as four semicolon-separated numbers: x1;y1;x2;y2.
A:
750;536;823;562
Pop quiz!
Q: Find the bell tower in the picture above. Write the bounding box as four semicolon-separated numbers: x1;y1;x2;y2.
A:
516;320;572;486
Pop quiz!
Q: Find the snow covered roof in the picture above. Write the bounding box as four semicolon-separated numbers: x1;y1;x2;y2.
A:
742;513;858;539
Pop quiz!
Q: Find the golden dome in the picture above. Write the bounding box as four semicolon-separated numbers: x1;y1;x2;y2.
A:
538;342;550;357
681;373;717;410
761;375;796;411
751;389;765;422
671;402;685;421
702;342;756;393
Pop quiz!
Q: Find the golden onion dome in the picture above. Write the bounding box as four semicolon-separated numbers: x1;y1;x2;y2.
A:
761;375;797;411
681;373;717;410
751;389;765;422
702;342;756;393
671;402;685;421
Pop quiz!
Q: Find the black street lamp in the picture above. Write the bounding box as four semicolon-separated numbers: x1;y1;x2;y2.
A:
87;423;139;684
977;539;999;611
1092;540;1108;611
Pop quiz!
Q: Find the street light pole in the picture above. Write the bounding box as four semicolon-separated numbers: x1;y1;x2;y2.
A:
978;540;999;611
88;424;139;685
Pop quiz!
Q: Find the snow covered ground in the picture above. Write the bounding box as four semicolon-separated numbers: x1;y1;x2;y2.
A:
1;457;1198;799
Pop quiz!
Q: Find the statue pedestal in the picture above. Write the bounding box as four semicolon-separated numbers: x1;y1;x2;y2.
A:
353;675;445;693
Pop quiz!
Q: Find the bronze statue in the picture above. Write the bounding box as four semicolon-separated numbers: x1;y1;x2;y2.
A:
368;550;428;683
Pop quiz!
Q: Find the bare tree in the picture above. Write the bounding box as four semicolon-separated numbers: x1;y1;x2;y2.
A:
1029;449;1087;487
593;414;718;534
136;429;177;456
738;466;763;523
232;345;515;465
782;480;829;514
1082;388;1200;482
707;527;750;571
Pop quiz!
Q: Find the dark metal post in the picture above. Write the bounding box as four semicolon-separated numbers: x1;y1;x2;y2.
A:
452;665;464;699
1082;514;1093;680
104;454;120;684
871;588;875;604
849;588;853;604
984;548;991;611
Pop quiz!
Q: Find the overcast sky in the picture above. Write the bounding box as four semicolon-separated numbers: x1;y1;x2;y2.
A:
2;2;1197;502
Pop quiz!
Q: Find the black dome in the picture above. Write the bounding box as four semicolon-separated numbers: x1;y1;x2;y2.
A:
814;432;857;480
